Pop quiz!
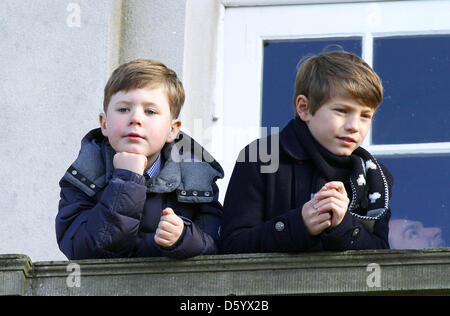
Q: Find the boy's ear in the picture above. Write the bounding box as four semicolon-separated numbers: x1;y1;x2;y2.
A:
99;113;108;136
166;118;182;143
295;95;312;122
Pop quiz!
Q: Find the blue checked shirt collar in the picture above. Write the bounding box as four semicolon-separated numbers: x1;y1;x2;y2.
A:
146;154;162;179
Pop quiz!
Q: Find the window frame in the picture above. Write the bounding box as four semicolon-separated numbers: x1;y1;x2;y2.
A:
183;0;450;200
221;0;450;160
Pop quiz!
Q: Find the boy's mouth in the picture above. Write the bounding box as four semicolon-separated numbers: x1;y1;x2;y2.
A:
337;136;357;145
125;132;145;140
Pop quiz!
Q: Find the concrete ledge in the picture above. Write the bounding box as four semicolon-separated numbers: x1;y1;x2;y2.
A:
0;255;33;296
1;249;449;295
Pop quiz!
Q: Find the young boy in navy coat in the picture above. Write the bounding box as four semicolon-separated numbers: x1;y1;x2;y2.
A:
220;51;394;254
56;59;223;260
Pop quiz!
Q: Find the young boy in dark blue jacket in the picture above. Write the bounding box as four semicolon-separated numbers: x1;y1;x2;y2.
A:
220;51;393;254
56;59;223;260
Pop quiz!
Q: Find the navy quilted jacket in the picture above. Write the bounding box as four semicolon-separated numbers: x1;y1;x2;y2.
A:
56;128;224;260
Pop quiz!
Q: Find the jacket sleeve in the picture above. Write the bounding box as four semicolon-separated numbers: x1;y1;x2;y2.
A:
220;155;321;254
135;184;222;259
320;209;391;250
320;163;394;250
56;169;147;260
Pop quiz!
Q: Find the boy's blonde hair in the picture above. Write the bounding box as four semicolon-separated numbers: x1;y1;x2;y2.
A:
103;59;185;118
293;50;383;115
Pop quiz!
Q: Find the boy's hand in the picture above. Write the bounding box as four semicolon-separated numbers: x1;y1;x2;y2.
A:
313;181;349;228
154;208;184;248
302;188;332;236
113;152;148;175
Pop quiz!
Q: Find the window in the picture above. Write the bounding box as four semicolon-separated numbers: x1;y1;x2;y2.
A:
262;38;362;129
372;35;450;145
222;0;450;248
372;34;450;249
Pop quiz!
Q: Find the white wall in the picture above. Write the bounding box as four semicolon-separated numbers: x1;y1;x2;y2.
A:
182;0;228;200
120;0;186;76
0;0;186;262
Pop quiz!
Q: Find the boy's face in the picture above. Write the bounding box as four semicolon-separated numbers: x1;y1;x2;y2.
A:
296;95;375;156
99;87;181;164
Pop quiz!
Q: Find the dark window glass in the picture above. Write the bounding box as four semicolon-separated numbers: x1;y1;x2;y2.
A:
262;38;362;130
372;35;450;144
379;155;449;249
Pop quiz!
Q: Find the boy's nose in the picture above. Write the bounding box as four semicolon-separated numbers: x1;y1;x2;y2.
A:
128;108;143;126
345;115;359;132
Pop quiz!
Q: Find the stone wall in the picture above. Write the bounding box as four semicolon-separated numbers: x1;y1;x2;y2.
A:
1;249;449;296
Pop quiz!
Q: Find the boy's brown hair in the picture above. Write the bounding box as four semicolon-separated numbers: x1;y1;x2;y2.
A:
103;59;185;118
293;50;383;115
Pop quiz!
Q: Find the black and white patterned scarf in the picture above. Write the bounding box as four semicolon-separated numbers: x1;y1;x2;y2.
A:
292;117;390;232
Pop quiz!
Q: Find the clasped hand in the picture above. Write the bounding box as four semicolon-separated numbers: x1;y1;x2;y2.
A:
302;181;350;236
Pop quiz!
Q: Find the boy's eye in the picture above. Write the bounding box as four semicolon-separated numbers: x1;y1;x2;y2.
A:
118;107;129;113
145;109;156;115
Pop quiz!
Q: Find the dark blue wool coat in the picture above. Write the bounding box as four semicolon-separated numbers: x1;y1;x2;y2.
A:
219;119;393;254
56;129;224;260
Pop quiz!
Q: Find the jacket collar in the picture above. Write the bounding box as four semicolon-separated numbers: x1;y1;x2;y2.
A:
64;128;224;203
279;118;310;162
